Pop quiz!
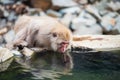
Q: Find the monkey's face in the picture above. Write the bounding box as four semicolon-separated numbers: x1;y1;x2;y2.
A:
49;32;71;53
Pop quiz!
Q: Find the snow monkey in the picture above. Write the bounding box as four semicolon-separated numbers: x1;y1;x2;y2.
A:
12;15;73;54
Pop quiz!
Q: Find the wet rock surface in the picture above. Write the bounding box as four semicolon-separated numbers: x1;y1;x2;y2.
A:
0;47;13;63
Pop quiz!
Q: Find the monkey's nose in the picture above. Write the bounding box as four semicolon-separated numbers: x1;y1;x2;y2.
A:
61;42;69;47
61;41;69;48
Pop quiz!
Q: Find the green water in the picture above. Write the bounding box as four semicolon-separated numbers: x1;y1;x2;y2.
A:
0;50;120;80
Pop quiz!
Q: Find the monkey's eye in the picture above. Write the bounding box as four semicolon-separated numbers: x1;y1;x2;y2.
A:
52;33;57;37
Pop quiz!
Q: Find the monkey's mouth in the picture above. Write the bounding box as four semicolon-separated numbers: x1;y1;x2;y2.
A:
59;46;65;53
58;42;69;53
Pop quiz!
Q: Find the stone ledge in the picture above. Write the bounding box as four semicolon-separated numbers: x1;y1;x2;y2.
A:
0;47;14;63
72;35;120;51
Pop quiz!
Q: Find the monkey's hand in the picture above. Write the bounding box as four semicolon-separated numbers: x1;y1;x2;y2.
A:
13;40;28;50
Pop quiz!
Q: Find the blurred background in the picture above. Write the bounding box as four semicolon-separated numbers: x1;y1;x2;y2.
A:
0;0;120;46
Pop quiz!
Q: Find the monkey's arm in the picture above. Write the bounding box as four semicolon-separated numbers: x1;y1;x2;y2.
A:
12;27;28;49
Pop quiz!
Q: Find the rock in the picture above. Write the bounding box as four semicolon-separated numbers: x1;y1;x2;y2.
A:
73;0;88;4
106;12;119;18
0;0;15;4
0;47;14;63
11;50;22;56
4;2;28;15
0;9;4;18
39;11;47;16
7;11;17;22
27;8;42;16
72;11;96;26
71;10;100;34
86;5;102;21
3;10;9;17
88;0;99;4
14;57;31;69
31;0;52;11
0;58;13;72
52;0;77;7
100;15;116;32
13;2;28;15
60;13;76;28
107;1;120;11
0;27;8;35
113;16;120;33
0;19;7;29
26;8;47;16
94;0;108;11
22;47;34;57
73;23;102;35
6;21;13;28
99;10;108;16
72;35;120;51
60;6;81;14
46;9;62;17
0;36;4;45
30;47;47;52
3;30;15;43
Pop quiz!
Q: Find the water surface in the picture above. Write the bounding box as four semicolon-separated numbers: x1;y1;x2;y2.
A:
0;50;120;80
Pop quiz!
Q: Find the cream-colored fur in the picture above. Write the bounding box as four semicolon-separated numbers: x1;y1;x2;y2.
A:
13;15;72;53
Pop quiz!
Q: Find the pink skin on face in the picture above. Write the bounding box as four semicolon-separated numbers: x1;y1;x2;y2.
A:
58;42;69;53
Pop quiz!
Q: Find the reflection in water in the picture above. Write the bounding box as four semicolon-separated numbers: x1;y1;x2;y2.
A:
0;58;13;72
72;50;120;71
0;50;120;80
14;51;73;80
